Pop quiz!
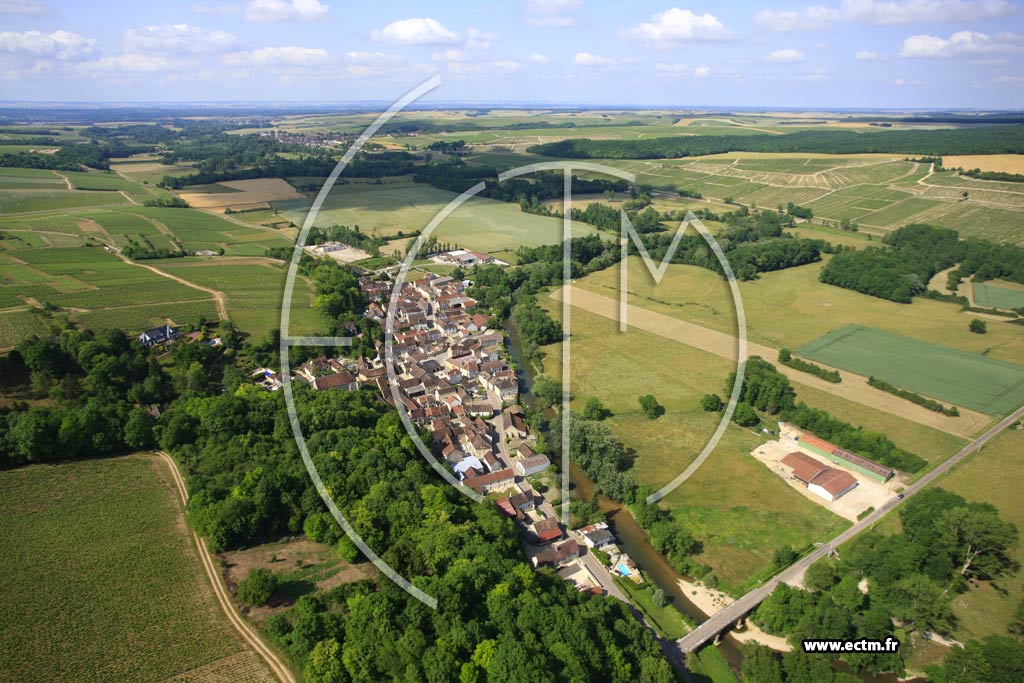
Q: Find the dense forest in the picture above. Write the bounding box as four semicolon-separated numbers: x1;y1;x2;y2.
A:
528;126;1024;159
750;488;1018;679
412;161;628;200
820;224;1024;303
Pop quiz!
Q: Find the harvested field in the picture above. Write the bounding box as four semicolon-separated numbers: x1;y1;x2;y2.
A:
797;324;1024;415
943;154;1024;174
180;178;304;212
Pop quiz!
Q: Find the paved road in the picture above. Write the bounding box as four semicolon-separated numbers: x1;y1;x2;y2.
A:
576;545;628;602
676;404;1024;654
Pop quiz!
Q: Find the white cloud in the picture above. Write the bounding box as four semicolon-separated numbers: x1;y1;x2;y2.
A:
447;59;520;75
371;17;459;45
523;0;581;27
574;51;617;66
694;66;711;77
801;68;830;80
124;24;238;54
900;30;1023;57
0;0;46;14
855;50;886;59
655;62;713;78
767;48;805;62
893;77;907;84
755;6;841;32
244;0;327;22
623;8;729;47
223;46;332;66
528;53;550;63
842;0;1017;25
433;48;468;62
466;28;495;49
77;53;197;75
189;3;241;15
0;30;99;60
345;50;401;65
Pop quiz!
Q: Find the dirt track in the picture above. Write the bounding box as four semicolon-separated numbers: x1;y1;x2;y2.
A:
551;285;990;438
156;451;297;683
112;250;228;320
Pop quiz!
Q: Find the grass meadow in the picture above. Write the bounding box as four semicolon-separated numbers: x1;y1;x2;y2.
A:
0;455;274;683
797;324;1024;415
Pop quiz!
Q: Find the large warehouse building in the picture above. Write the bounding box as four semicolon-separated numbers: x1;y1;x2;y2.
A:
781;451;859;502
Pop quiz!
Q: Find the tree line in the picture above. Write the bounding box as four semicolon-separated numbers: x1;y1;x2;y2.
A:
527;125;1024;159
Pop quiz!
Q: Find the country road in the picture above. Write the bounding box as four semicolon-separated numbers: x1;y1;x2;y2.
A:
675;403;1024;654
156;451;297;683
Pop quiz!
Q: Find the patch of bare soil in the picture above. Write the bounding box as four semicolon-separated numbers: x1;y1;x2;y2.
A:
219;537;375;624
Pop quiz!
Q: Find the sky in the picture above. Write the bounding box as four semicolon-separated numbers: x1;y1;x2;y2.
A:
1;0;1023;109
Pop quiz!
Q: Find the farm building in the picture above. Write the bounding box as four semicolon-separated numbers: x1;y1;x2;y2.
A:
138;325;179;347
514;454;550;477
794;431;894;483
781;452;859;502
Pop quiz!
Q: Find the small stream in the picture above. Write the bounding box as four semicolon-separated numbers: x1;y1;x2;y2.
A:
505;321;912;683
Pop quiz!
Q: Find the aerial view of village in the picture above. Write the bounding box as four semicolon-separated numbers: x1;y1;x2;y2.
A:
2;1;1024;682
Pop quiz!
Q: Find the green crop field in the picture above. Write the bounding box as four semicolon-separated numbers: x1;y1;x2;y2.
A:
0;455;274;683
159;261;322;337
797;324;1024;414
972;280;1024;309
0;190;128;213
275;181;597;253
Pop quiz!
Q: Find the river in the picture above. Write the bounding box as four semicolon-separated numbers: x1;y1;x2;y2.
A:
505;321;912;682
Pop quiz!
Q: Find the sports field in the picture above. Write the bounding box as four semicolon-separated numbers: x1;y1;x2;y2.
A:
0;455;275;683
972;280;1024;310
275;180;597;253
797;324;1024;414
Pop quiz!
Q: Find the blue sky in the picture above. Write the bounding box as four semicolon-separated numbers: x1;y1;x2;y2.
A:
1;0;1022;108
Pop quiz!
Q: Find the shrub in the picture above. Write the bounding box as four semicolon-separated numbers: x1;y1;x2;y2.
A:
236;567;277;607
638;394;664;420
969;318;988;334
700;393;724;412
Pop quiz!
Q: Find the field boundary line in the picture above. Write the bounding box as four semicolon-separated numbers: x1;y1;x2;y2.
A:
155;451;297;683
109;249;228;320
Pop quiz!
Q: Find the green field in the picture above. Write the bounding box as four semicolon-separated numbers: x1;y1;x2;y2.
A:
275;181;597;253
159;260;322;338
798;324;1024;414
972;280;1024;309
0;190;128;213
0;455;273;683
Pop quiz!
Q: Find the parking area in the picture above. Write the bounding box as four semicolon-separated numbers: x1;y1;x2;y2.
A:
751;437;897;521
